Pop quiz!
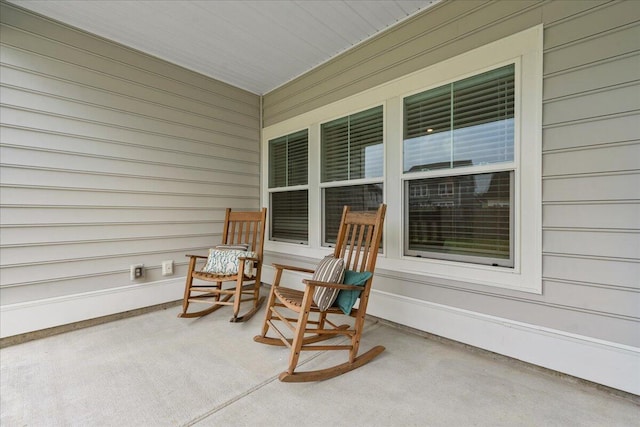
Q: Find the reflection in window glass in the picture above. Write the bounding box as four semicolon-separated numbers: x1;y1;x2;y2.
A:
323;184;383;245
404;64;514;173
322;106;384;182
271;190;308;243
321;106;384;247
406;172;512;266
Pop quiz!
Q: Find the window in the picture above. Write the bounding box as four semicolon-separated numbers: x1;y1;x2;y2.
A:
262;26;542;292
403;64;515;266
321;106;384;244
268;130;308;243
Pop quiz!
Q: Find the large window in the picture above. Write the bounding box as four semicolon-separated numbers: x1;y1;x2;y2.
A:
268;130;308;243
321;106;384;244
262;26;542;292
403;64;515;266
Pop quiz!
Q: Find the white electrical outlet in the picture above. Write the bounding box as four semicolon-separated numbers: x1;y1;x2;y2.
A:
162;260;173;276
130;264;144;280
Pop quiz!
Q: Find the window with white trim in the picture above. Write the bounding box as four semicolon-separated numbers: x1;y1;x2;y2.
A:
403;64;515;267
268;129;308;243
320;106;384;244
262;26;542;292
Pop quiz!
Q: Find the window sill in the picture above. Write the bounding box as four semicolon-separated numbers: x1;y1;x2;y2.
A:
378;255;542;294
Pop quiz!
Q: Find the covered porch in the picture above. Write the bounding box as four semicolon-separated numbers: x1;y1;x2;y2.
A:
2;304;637;426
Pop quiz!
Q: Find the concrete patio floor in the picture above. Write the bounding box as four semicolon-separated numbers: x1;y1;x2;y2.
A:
1;303;638;426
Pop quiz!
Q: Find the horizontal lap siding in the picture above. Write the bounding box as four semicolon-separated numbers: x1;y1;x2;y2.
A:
540;0;640;347
0;3;260;305
263;0;640;347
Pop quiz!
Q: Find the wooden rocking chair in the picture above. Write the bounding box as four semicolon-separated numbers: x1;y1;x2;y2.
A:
254;204;386;382
179;208;267;322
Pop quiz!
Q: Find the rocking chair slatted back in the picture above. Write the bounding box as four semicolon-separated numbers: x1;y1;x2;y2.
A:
335;207;384;273
223;210;265;257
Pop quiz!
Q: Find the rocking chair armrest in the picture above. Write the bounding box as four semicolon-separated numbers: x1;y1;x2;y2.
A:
237;255;260;262
272;263;316;274
185;254;208;260
302;278;362;291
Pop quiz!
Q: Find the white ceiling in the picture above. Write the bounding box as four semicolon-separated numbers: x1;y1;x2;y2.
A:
10;0;441;95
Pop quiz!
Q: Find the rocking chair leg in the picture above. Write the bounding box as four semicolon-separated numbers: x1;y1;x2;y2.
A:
252;270;262;307
214;281;222;301
180;257;198;316
318;311;327;329
181;275;192;315
231;276;243;320
285;288;314;375
257;269;282;337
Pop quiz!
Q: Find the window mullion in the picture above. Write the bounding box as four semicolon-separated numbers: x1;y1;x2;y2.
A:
450;84;454;169
347;115;351;181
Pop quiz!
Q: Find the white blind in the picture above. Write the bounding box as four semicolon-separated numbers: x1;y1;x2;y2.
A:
404;64;515;172
321;106;383;182
269;129;308;188
269;130;309;243
271;190;308;243
406;171;512;265
323;184;383;244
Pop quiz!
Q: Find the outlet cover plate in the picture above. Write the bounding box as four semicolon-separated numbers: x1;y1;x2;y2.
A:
130;264;144;280
162;260;173;276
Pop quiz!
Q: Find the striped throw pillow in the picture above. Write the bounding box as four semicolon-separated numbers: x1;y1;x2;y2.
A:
311;256;345;311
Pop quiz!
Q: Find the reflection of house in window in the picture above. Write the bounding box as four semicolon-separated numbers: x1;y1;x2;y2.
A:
365;184;384;210
411;183;429;199
438;182;454;197
406;159;511;257
407;160;472;209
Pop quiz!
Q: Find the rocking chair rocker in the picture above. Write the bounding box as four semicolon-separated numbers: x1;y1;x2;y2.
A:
254;204;386;382
179;208;267;322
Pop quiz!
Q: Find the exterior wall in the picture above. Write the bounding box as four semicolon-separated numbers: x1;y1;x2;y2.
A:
263;0;640;393
0;2;261;336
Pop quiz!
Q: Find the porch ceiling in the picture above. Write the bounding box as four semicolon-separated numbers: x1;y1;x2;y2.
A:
8;0;442;95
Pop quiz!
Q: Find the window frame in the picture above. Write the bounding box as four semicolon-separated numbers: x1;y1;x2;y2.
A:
320;105;385;246
261;25;542;293
401;62;517;267
267;129;310;244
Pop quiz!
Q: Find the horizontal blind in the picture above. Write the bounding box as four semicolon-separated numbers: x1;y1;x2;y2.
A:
323;184;383;244
269;130;308;243
406;171;512;264
269;136;287;188
349;107;384;179
404;64;514;172
321;116;349;182
322;106;383;182
269;129;308;188
286;130;308;186
271;190;308;243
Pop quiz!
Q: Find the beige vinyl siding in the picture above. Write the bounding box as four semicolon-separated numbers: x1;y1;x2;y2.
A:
263;0;640;347
0;3;260;306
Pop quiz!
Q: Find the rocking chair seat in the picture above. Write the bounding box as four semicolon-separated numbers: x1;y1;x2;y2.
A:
273;287;344;314
192;270;255;282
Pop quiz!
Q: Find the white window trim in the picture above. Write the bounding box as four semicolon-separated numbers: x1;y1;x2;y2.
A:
261;25;542;293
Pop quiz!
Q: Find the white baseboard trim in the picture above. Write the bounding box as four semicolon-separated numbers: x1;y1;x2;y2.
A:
0;278;185;338
3;269;638;395
368;289;640;395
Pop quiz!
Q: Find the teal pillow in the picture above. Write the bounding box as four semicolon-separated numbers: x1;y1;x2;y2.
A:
335;270;372;315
